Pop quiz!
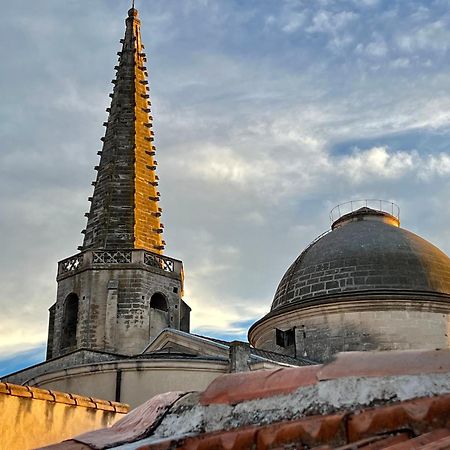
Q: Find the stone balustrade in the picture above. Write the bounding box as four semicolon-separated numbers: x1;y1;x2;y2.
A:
58;249;182;278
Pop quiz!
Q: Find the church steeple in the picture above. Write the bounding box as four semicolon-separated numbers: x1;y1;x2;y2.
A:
82;7;165;254
45;7;190;361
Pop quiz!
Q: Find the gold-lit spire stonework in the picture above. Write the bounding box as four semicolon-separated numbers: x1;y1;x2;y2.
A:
82;7;165;254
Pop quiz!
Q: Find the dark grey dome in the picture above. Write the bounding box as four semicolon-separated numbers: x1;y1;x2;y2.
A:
272;211;450;311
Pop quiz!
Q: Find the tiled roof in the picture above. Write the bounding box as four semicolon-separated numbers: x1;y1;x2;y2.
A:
40;349;450;449
193;332;316;366
147;329;314;366
134;352;228;361
191;333;231;346
249;346;317;366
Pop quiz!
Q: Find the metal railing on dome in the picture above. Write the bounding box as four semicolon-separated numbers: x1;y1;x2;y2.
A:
329;199;400;225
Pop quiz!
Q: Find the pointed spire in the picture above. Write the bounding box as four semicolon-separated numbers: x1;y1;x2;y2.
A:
82;8;165;254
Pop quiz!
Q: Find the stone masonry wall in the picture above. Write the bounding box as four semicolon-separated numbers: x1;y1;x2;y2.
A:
51;264;183;358
252;301;450;363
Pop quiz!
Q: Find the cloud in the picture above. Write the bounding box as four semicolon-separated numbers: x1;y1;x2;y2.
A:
338;147;415;181
364;38;388;58
307;10;358;34
390;57;410;69
357;0;379;6
1;0;450;364
282;12;307;33
396;21;450;54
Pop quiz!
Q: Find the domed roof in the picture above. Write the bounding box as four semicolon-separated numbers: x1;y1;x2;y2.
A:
272;208;450;312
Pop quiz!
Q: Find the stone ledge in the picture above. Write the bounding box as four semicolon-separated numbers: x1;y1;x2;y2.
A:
0;382;129;413
250;290;450;341
56;261;182;283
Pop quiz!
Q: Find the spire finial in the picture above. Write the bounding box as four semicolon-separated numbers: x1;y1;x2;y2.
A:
128;0;138;18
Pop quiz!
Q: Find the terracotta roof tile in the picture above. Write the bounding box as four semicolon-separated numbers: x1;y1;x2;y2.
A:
90;398;116;412
256;414;346;449
136;393;450;450
136;439;175;450
1;381;128;412
51;391;77;406
47;392;450;449
6;382;32;398
40;349;450;449
349;433;410;449
29;386;57;402
201;349;450;407
347;393;450;442
421;435;450;450
137;414;346;450
73;391;185;448
200;365;321;405
318;349;450;381
39;440;91;450
384;429;450;449
184;426;256;450
111;401;129;414
72;394;97;408
145;408;450;450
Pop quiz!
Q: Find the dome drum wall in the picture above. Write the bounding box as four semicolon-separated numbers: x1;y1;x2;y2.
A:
249;296;450;363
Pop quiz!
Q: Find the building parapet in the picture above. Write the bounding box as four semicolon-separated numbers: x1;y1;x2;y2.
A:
0;382;129;413
58;249;183;279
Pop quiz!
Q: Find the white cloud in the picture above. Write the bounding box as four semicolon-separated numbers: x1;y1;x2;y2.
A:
2;0;450;362
282;12;307;33
365;39;388;57
336;147;416;182
357;0;379;6
420;152;450;179
307;10;358;34
410;6;430;22
390;57;410;68
396;21;450;53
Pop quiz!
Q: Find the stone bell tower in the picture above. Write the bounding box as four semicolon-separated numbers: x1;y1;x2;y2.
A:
46;7;190;360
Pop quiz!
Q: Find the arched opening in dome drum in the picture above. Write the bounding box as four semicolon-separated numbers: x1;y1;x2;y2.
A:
149;292;169;339
60;293;78;350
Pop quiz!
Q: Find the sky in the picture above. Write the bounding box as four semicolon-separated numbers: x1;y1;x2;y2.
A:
1;0;450;375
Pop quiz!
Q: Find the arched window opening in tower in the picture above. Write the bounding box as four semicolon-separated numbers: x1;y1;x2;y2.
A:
150;292;168;312
61;293;79;349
